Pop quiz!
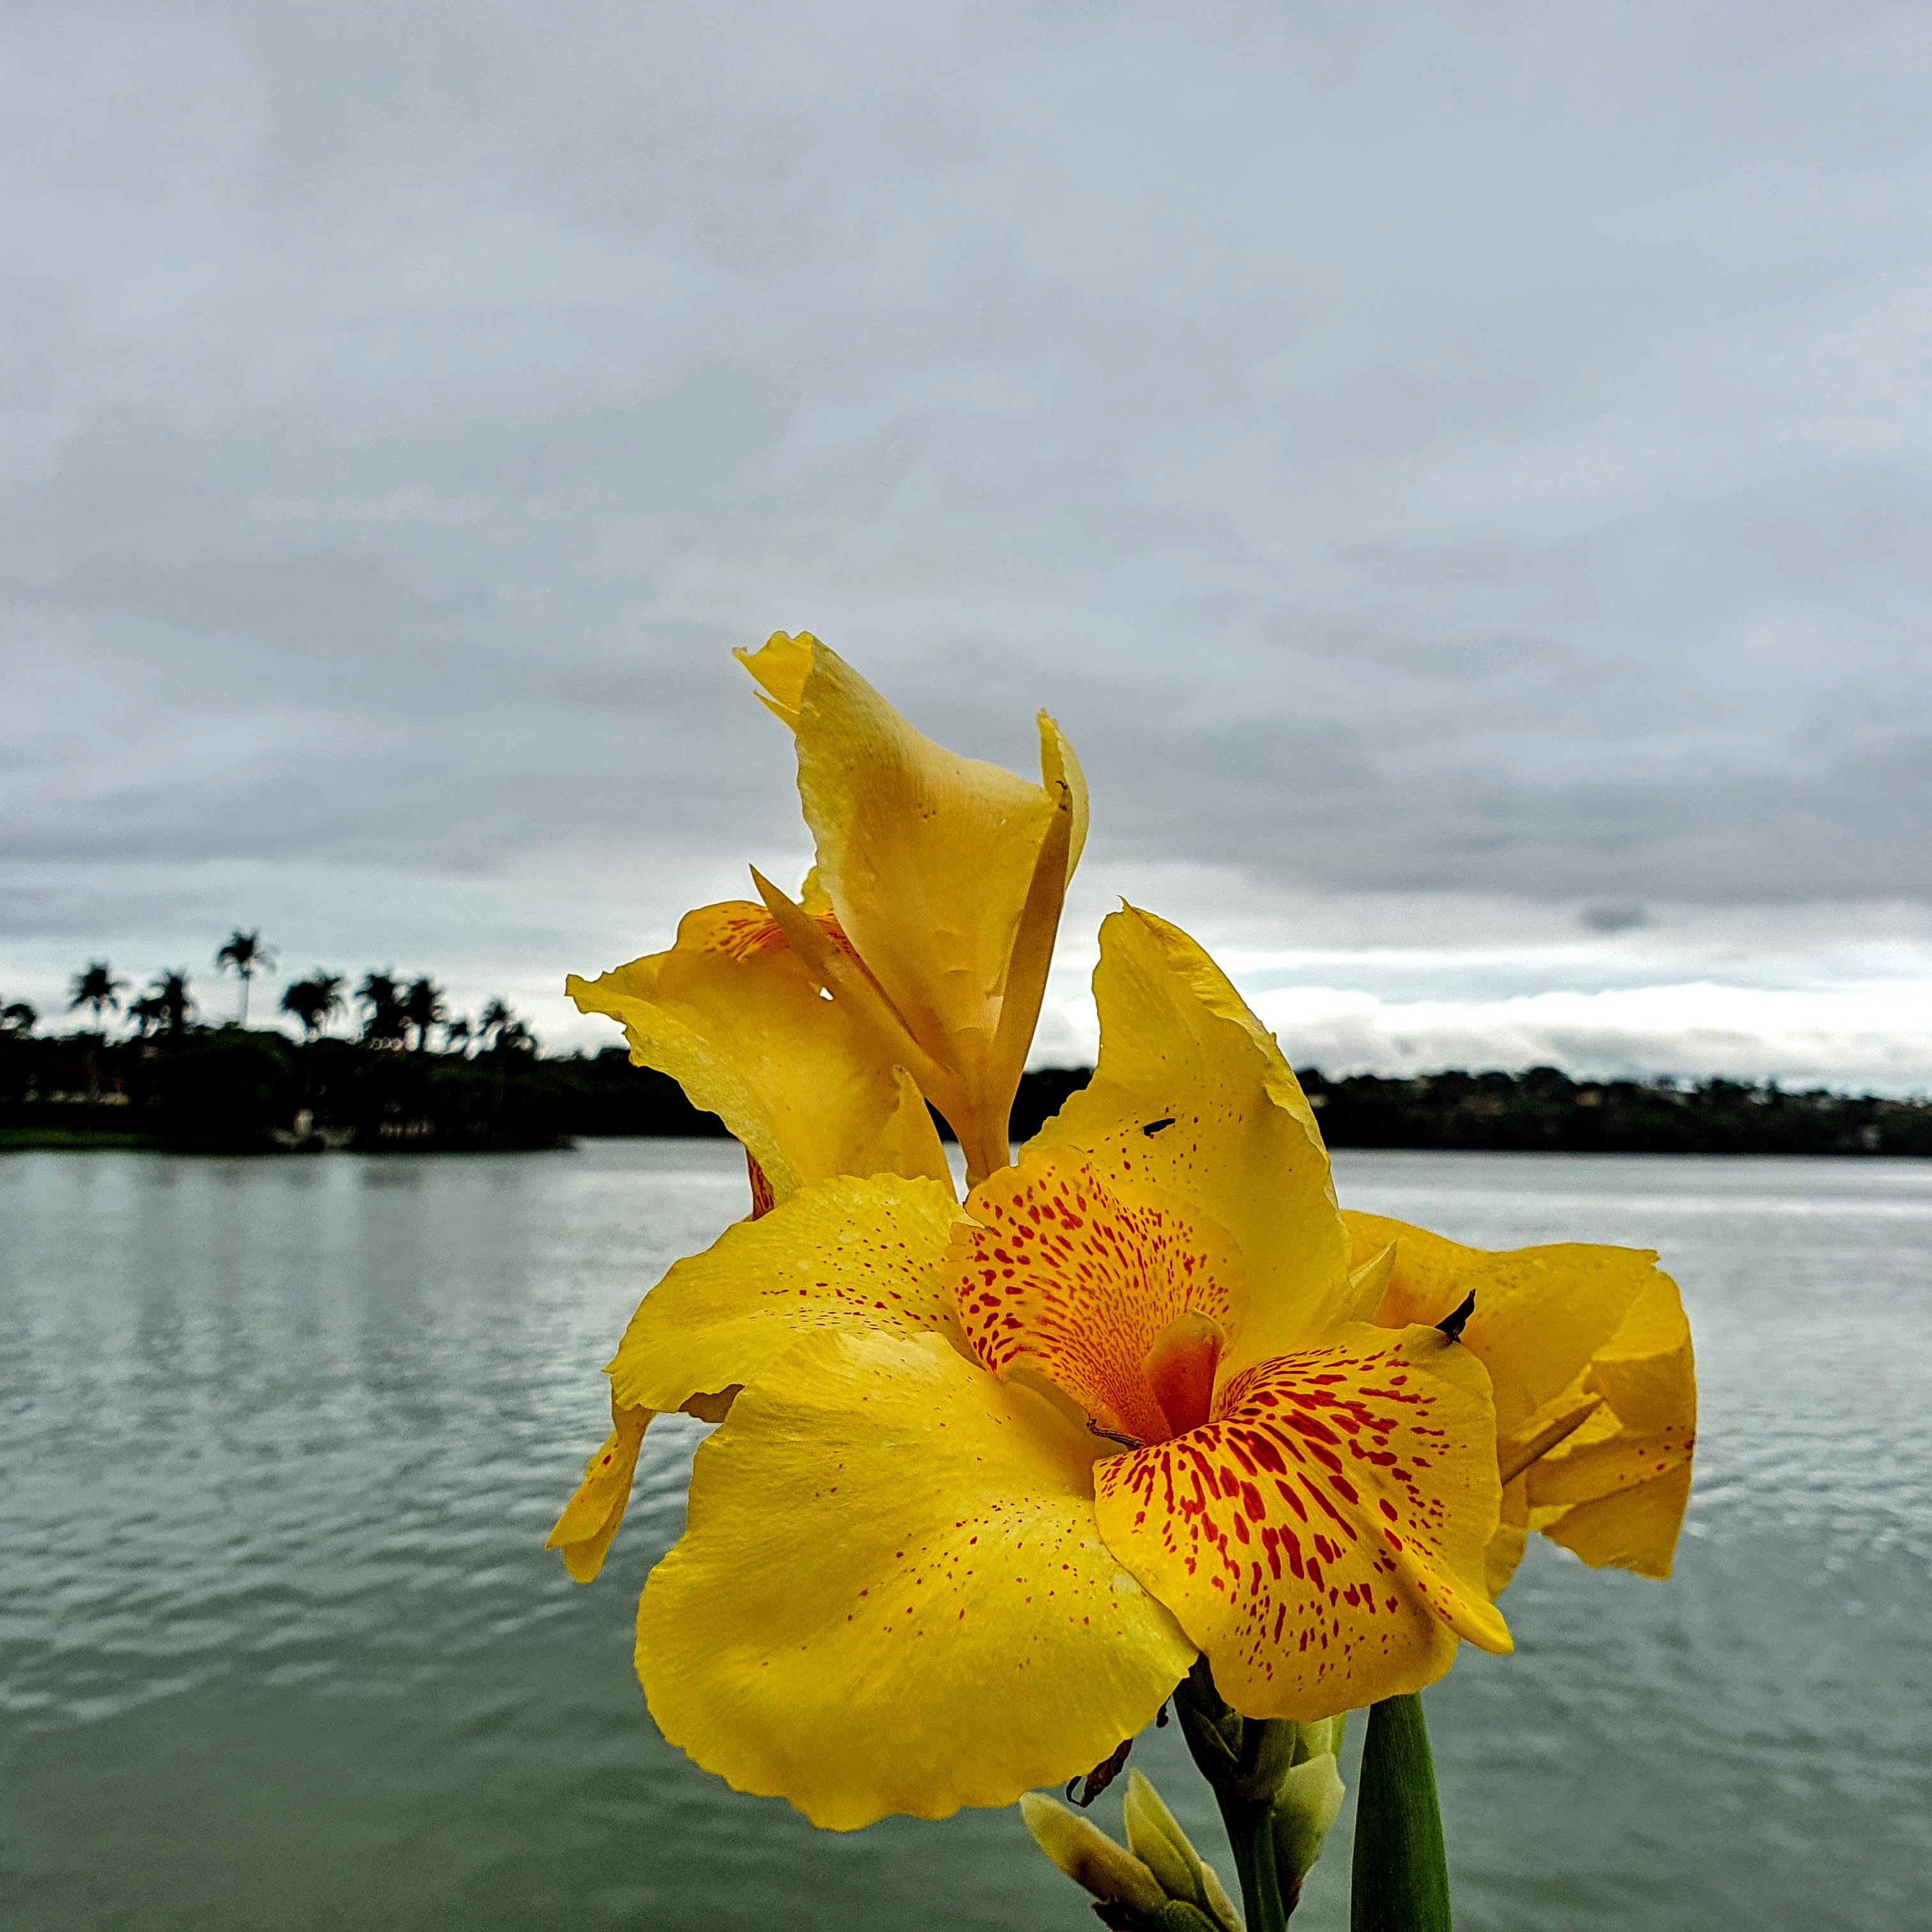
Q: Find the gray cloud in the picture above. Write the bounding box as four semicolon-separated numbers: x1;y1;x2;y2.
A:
1581;902;1649;934
4;1;1929;1075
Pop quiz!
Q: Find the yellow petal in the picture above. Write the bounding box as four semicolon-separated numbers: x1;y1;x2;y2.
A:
1537;1459;1693;1579
954;1146;1244;1445
1345;1211;1656;1434
567;898;949;1205
985;749;1080;1129
1038;710;1090;877
1346;1213;1696;1581
636;1328;1196;1828
544;1400;651;1583
608;1173;966;1416
747;866;954;1103
1579;1266;1698;1437
1486;1480;1530;1598
1093;1324;1510;1721
736;632;1088;1183
1522;1269;1697;1579
737;627;811;723
1497;1390;1609;1485
1027;906;1354;1361
1524;1399;1689;1506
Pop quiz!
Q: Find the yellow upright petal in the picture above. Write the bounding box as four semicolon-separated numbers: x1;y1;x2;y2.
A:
737;628;812;723
608;1173;967;1416
637;1328;1196;1828
1038;710;1090;876
737;631;1088;1181
1346;1213;1696;1581
545;1400;651;1583
1093;1324;1510;1721
567;898;949;1205
1028;907;1354;1362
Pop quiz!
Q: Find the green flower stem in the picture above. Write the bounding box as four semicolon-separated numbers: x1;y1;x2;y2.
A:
1349;1692;1452;1932
1173;1660;1303;1929
1216;1793;1290;1931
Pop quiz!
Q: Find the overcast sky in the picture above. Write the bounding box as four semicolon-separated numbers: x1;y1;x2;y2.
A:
6;1;1930;1087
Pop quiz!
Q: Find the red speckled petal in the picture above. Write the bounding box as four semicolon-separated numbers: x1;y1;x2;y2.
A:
953;1147;1243;1443
1023;907;1355;1362
1093;1324;1511;1721
1346;1210;1697;1581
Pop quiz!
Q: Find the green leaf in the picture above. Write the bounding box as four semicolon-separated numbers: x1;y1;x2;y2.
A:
1349;1693;1452;1932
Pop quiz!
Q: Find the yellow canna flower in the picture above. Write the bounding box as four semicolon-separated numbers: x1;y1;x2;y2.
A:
1344;1213;1697;1593
565;891;951;1211
562;905;1511;1828
737;631;1088;1186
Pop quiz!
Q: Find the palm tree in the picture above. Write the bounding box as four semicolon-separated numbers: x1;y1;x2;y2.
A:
401;976;447;1054
215;930;277;1027
477;998;514;1053
148;970;195;1036
443;1016;473;1057
67;962;126;1099
280;973;344;1043
356;970;407;1048
127;994;167;1039
312;971;345;1036
68;961;126;1036
0;1000;36;1036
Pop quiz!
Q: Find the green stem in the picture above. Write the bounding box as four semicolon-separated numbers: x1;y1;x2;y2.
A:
1349;1692;1452;1932
1174;1658;1310;1926
1217;1794;1289;1932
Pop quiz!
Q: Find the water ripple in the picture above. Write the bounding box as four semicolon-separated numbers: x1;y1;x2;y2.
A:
2;1143;1928;1931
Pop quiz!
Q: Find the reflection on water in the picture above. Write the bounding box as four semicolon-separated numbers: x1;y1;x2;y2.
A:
3;1144;1928;1931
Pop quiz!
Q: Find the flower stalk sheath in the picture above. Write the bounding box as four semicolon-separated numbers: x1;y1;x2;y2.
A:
1348;1693;1451;1932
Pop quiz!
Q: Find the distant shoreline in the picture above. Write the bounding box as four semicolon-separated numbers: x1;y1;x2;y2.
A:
4;1028;1928;1158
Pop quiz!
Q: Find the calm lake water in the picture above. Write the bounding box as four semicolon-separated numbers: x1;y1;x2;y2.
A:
3;1142;1928;1931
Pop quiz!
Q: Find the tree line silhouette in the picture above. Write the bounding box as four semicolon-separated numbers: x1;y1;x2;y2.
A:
40;934;538;1059
0;929;585;1154
4;930;1930;1157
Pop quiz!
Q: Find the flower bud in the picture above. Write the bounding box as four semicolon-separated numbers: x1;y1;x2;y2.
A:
1020;1792;1167;1917
1122;1768;1210;1910
1197;1858;1243;1932
1270;1721;1346;1904
1148;1905;1226;1932
1119;1771;1243;1932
